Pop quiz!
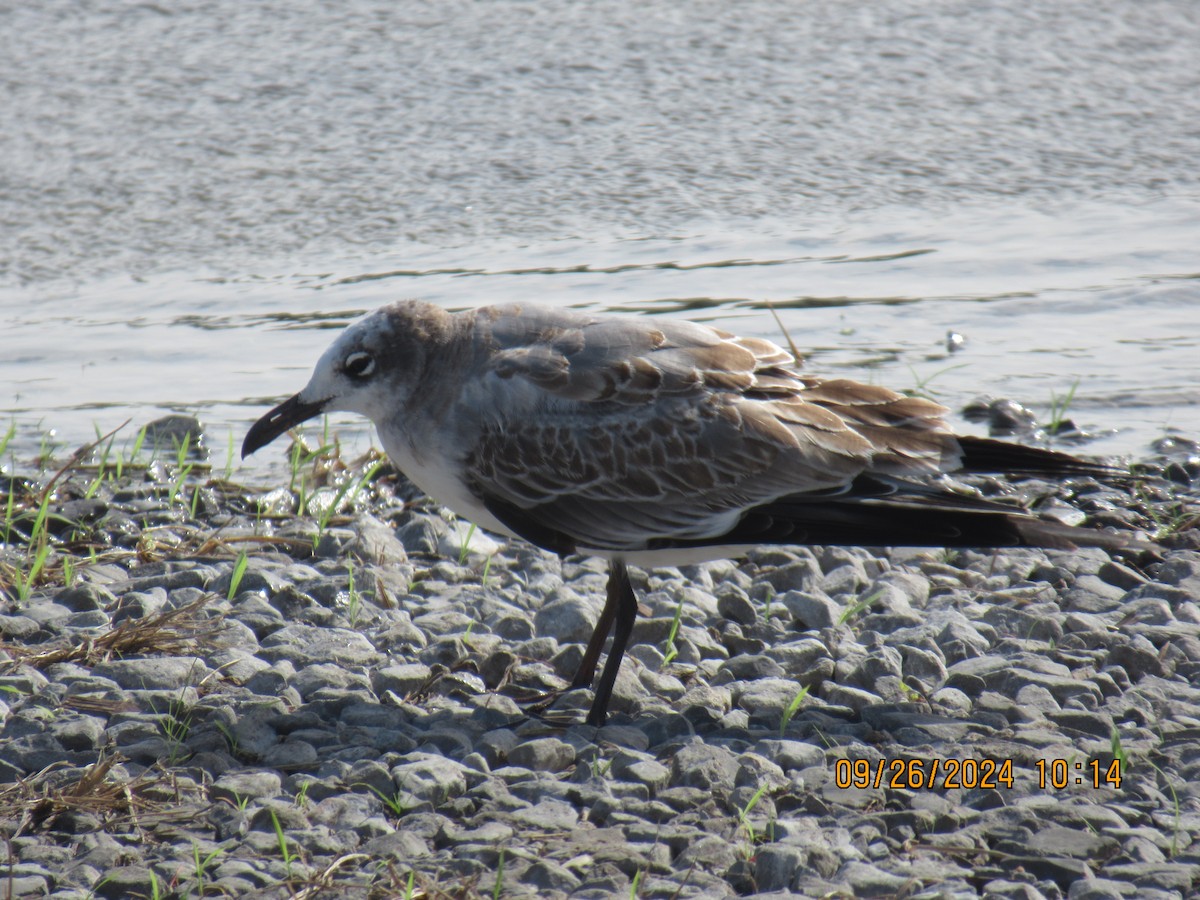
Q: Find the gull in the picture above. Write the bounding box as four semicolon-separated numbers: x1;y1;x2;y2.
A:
243;300;1134;726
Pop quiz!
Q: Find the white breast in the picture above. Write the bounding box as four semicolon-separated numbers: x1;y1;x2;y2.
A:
376;425;520;541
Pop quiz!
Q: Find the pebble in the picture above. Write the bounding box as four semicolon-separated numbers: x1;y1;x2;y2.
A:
0;428;1196;899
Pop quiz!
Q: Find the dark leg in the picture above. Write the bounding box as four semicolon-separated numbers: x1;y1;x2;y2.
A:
585;560;638;727
570;566;621;690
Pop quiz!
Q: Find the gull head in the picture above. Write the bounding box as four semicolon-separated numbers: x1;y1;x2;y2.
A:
241;301;443;459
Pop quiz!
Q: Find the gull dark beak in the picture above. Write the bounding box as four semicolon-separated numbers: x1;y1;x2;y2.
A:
241;393;329;459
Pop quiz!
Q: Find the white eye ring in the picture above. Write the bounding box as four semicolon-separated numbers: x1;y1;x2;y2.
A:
344;351;375;379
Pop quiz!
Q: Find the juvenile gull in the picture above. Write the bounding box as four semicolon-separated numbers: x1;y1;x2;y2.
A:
243;300;1135;726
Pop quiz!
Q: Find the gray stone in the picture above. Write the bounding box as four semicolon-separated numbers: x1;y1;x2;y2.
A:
0;670;50;694
258;623;380;666
669;742;739;792
522;859;582;893
360;830;432;860
66;609;110;627
872;570;930;606
755;844;805;892
766;637;834;678
736;677;809;722
1046;709;1115;739
982;602;1064;641
678;682;732;721
231;595;287;637
347;513;408;565
56;583;116;611
212;770;282;803
50;715;106;751
262;740;319;768
1067;878;1140;899
1098;561;1149;590
437;519;501;562
372;663;433;696
210;649;270;684
716;587;757;625
1154;553;1200;583
676;834;739;872
229;710;281;757
821;562;868;597
760;558;822;593
533;593;597;643
611;754;670;792
394;513;447;554
780;590;842;628
291;662;372;699
899;644;948;684
92;656;209;690
982;880;1051;899
507;737;576;772
111;588;171;622
840;860;921;895
850;643;903;686
1005;669;1102;707
244;663;293;697
715;654;785;682
0;614;40;639
1099;862;1197;893
820;682;881;712
1123;597;1178;626
938;618;993;664
508;798;579;831
753;739;825;772
1061;573;1129;609
3;875;49;897
930;686;973;715
638;667;686;702
211;563;287;598
391;756;469;803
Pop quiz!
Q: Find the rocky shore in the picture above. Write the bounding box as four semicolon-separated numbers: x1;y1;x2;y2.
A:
1;417;1198;899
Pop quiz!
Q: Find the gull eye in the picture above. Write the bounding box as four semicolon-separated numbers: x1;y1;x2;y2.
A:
343;351;375;379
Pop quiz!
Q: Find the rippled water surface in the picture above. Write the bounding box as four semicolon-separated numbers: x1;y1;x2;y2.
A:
2;0;1198;471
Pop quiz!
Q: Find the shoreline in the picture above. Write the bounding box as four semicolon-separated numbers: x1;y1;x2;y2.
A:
1;417;1198;898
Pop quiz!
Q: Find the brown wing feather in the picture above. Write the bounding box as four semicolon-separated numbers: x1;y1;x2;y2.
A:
465;305;980;547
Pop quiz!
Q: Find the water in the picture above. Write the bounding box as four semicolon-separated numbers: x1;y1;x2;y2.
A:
3;0;1199;474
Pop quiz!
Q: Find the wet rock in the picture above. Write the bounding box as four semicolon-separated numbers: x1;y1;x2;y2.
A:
142;415;207;460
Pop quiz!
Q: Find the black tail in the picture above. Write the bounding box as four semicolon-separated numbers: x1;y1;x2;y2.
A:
957;435;1119;478
647;490;1150;554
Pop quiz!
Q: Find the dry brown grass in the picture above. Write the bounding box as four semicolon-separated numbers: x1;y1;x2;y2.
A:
0;754;171;839
0;593;223;671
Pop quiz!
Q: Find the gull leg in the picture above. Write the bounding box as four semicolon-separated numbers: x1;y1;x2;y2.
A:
570;568;621;690
516;559;629;723
585;560;637;727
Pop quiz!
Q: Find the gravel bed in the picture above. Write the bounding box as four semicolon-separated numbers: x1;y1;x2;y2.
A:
1;419;1199;899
